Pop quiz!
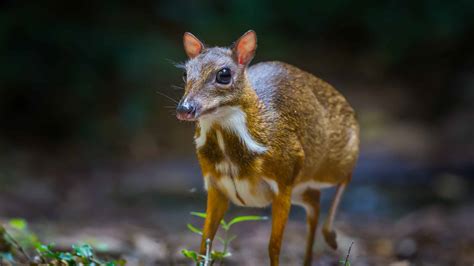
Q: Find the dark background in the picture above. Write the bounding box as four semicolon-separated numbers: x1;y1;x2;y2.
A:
0;1;473;265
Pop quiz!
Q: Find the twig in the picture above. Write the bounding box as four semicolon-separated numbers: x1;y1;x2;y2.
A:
1;225;32;262
204;238;211;266
343;241;354;266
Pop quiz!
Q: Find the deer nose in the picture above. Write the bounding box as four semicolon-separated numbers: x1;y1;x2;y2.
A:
176;100;197;121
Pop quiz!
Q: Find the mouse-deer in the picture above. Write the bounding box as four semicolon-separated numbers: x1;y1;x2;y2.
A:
176;30;359;266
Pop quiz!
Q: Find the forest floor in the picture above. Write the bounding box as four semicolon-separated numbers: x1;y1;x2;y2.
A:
2;203;473;266
0;151;472;265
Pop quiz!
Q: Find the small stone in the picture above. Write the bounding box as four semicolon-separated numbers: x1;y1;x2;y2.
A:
389;260;410;266
133;233;168;260
396;238;417;258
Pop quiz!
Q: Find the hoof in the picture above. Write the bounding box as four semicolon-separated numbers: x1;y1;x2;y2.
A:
323;229;338;250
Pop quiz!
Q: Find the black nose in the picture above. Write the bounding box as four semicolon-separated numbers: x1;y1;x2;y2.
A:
176;100;196;116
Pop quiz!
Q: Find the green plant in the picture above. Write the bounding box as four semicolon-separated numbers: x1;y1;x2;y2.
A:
339;241;354;266
0;218;126;265
339;259;351;266
181;212;268;265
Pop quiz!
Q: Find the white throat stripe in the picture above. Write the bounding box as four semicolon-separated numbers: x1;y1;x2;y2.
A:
195;106;267;154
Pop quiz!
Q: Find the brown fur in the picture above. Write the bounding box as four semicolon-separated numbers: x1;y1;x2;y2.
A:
178;31;359;266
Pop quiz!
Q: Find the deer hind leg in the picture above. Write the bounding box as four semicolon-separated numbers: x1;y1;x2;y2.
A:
322;180;348;250
300;189;321;266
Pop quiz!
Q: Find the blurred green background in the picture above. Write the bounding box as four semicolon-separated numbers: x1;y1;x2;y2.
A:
0;1;473;264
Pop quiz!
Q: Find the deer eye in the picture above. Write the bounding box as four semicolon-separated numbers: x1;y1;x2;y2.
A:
182;71;187;82
216;68;231;84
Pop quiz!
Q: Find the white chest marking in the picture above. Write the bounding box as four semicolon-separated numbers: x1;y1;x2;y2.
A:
215;160;240;178
215;130;226;152
195;119;211;148
214;130;240;177
194;106;267;154
196;106;269;207
216;176;273;207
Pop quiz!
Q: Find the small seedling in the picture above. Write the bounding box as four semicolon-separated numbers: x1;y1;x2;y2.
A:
0;218;126;265
339;241;354;266
182;212;268;265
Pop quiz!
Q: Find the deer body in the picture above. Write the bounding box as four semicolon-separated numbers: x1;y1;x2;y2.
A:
177;31;359;266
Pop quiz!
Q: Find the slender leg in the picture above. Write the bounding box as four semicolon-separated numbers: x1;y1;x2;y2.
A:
322;182;347;249
301;189;321;266
269;187;292;266
200;185;229;254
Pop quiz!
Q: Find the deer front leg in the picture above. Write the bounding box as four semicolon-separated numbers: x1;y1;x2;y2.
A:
268;186;292;266
200;184;229;254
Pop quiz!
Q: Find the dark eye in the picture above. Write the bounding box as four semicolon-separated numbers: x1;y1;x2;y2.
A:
182;71;187;82
216;68;232;85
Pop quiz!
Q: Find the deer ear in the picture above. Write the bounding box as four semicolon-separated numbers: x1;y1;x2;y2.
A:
233;30;257;65
183;32;204;59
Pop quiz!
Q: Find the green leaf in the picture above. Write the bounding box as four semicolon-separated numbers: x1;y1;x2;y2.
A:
211;250;231;260
28;233;40;247
114;259;127;266
9;218;27;231
58;252;73;261
190;211;228;229
339;259;351;266
73;244;94;258
105;259;127;266
35;243;51;253
187;223;203;235
181;249;199;262
227;215;268;228
36;243;57;258
37;243;55;251
190;212;207;218
220;219;228;229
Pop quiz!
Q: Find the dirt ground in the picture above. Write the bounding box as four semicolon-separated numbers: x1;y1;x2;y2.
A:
5;203;469;266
